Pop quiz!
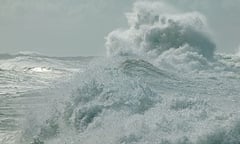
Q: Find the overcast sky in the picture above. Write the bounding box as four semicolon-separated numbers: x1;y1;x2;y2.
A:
0;0;240;56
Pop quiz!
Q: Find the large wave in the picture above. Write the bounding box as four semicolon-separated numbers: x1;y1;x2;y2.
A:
15;1;240;144
20;57;240;144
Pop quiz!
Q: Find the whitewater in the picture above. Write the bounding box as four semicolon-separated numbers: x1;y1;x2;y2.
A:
1;1;240;144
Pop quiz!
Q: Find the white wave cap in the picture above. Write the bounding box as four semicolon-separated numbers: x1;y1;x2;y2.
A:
105;1;215;63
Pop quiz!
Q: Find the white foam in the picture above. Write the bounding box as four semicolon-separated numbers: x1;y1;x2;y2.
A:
106;1;215;72
107;2;214;54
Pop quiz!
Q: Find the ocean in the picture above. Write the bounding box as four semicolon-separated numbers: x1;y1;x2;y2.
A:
1;1;240;144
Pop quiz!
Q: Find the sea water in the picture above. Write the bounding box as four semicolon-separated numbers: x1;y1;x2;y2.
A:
1;1;240;144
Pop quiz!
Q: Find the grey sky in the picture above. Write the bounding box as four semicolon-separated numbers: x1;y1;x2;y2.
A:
0;0;240;56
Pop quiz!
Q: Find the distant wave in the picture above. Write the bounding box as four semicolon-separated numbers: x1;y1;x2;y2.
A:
0;51;94;61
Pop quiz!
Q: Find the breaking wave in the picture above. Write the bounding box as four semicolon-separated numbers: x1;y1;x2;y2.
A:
12;1;240;144
106;1;215;61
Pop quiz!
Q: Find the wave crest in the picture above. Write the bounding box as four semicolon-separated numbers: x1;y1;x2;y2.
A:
106;1;215;62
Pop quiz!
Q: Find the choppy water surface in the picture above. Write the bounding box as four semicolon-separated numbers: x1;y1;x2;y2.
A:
0;53;92;143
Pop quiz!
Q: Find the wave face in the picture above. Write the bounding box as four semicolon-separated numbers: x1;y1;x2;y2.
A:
19;56;240;144
2;1;240;144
